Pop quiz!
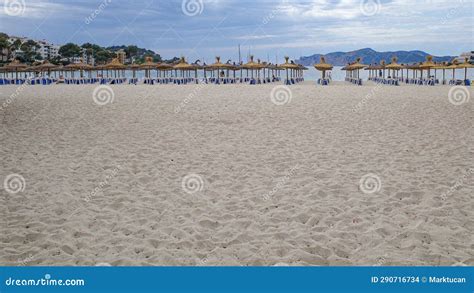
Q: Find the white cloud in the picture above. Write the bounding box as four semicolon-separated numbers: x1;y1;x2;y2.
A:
0;0;82;18
233;34;277;40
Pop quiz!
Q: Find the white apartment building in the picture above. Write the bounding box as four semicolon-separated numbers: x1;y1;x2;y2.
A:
82;50;95;66
8;35;29;44
7;36;60;60
455;51;474;64
37;41;60;60
61;51;95;65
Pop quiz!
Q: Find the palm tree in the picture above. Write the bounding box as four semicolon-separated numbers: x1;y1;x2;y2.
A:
0;38;9;62
8;39;23;61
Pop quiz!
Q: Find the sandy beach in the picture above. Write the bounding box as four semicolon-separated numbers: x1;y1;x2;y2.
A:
1;82;473;266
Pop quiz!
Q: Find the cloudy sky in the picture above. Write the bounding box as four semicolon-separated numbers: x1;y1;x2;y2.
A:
0;0;472;62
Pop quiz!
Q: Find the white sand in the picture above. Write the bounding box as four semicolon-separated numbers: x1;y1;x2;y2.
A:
0;82;473;266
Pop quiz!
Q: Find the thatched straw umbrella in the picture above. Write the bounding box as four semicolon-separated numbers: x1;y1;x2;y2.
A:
456;57;474;81
34;60;58;77
365;63;379;80
189;60;204;80
260;62;270;81
341;64;349;80
243;55;263;83
140;56;157;79
419;55;435;79
63;63;76;78
0;66;6;79
128;63;140;78
5;59;27;79
431;62;441;81
445;60;459;82
385;57;402;78
173;57;195;82
65;60;93;78
265;63;280;81
400;63;406;80
93;64;106;78
314;56;333;80
364;64;372;79
225;61;241;81
210;56;233;83
374;63;383;79
227;60;240;82
256;59;266;82
296;64;308;81
432;62;448;84
200;61;210;79
347;58;367;80
402;63;409;80
405;63;420;80
52;65;65;79
378;60;386;79
34;60;57;71
190;61;202;80
156;62;173;79
257;59;267;82
105;58;126;79
279;56;298;85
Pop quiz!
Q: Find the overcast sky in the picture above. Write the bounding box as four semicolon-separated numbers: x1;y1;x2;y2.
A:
1;0;472;62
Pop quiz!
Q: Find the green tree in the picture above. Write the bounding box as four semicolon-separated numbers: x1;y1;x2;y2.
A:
95;50;115;64
11;39;22;51
50;56;62;65
59;43;82;58
0;36;9;61
81;42;103;53
125;45;139;59
20;40;40;62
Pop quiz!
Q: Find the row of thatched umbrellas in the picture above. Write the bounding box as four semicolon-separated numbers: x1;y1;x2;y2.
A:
4;55;470;84
343;56;473;81
311;55;473;84
0;55;308;83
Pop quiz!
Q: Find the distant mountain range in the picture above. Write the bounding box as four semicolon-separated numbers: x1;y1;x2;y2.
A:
296;48;456;66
